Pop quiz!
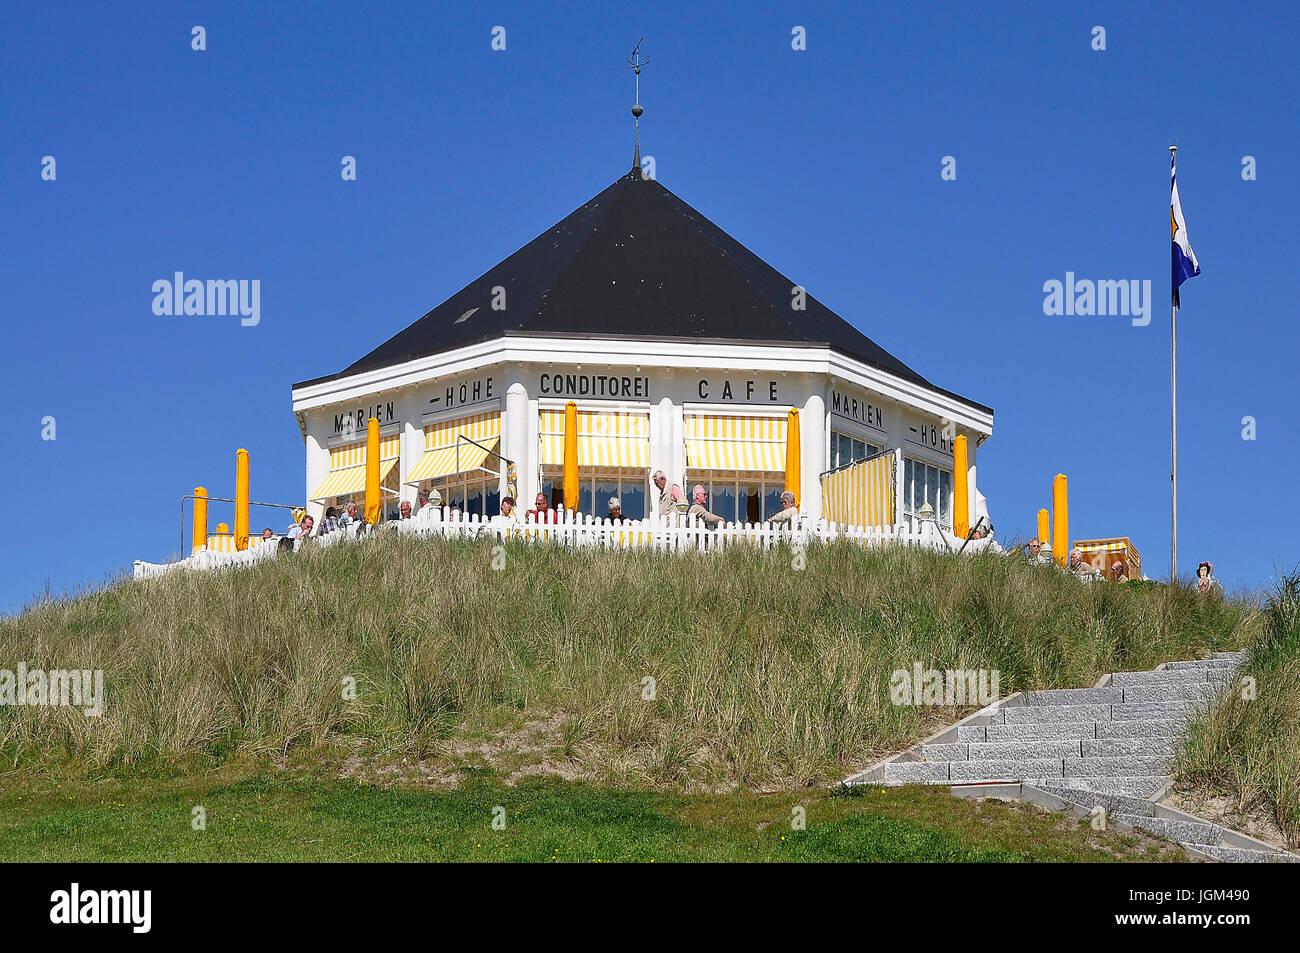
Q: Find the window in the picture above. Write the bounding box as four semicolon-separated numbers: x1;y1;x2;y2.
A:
902;457;952;531
684;471;787;523
830;431;879;470
540;468;647;519
427;472;500;519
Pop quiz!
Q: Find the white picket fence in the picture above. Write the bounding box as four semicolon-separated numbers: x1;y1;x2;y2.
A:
133;508;1001;580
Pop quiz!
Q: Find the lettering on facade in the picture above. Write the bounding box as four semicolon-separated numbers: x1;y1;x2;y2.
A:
906;421;953;455
334;401;396;437
696;379;780;402
539;374;649;399
428;376;495;411
830;390;885;434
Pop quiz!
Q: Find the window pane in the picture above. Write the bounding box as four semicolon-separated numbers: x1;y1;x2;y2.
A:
740;483;760;524
764;485;782;520
464;483;484;518
712;483;737;523
939;469;952;527
594;477;618;518
621;481;645;520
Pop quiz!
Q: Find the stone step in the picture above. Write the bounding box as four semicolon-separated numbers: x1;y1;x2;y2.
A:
1111;701;1200;721
1212;651;1248;661
1001;704;1113;725
1063;756;1170;778
1021;687;1124;706
963;722;1097;743
1031;776;1168;799
1110;668;1231;687
1165;658;1240;671
1122;683;1226;705
1029;784;1157;818
949;758;1065;782
1081;737;1177;758
882;760;950;784
1190;844;1299;863
967;740;1081;761
920;743;968;761
1096;719;1182;739
1114;813;1222;845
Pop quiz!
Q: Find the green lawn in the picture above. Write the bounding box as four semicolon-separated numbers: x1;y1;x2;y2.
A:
0;767;1186;862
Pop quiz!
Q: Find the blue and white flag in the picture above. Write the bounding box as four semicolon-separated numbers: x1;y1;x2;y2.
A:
1171;153;1200;306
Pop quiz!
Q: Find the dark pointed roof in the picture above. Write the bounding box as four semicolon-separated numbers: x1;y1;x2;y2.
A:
301;168;989;414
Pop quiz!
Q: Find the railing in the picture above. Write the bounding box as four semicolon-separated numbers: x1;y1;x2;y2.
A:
133;508;1002;580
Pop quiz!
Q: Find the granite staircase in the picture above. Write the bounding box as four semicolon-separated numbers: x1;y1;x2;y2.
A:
847;652;1298;862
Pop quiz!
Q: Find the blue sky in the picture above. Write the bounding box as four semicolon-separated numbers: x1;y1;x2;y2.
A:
2;0;1296;612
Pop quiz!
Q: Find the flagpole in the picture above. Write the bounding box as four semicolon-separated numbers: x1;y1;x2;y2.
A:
1169;144;1179;584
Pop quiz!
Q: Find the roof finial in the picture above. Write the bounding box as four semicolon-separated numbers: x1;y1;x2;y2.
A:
626;38;649;171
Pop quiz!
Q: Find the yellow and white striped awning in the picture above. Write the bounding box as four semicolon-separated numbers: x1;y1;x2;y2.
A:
685;414;787;472
406;411;502;484
538;408;649;468
310;434;400;501
821;451;895;530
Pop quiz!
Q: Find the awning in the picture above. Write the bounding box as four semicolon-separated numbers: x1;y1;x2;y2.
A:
310;434;400;501
538;408;649;468
406;411;501;484
685;414;787;472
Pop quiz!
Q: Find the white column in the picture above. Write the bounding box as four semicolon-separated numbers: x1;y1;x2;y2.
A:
801;393;826;519
401;416;420;508
504;381;530;505
304;427;327;523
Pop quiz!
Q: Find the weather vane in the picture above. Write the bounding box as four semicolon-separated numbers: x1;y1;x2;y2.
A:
627;38;649;167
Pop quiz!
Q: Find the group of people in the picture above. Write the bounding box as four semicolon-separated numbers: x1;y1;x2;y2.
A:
1022;537;1221;591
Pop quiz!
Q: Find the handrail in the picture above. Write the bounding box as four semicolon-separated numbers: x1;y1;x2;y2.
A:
179;493;304;557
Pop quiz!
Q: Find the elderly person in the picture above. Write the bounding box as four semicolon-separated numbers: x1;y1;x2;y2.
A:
526;491;557;524
399;500;412;520
687;485;724;528
651;469;684;517
297;515;315;540
1025;537;1052;566
1110;560;1129;583
607;496;626;523
339;501;364;528
767;490;798;527
1066;548;1098;578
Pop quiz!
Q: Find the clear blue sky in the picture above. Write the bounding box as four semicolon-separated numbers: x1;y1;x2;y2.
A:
2;0;1296;613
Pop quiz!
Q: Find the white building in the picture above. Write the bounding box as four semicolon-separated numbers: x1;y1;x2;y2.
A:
291;165;993;529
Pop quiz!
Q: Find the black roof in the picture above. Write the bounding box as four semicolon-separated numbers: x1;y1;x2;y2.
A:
299;167;990;415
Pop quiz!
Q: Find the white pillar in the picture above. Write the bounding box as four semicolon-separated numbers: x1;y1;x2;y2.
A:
304;428;327;523
504;381;530;505
401;417;420;508
801;393;826;519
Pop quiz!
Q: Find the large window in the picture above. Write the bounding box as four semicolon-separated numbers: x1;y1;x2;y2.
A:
830;431;880;470
684;471;785;524
902;457;952;531
540;468;646;519
426;472;500;519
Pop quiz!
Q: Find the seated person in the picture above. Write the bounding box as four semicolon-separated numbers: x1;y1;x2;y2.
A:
767;490;799;528
607;496;626;523
1066;548;1098;578
687;485;724;528
1109;560;1129;583
399;500;413;520
526;492;558;523
1025;537;1052;566
495;496;520;525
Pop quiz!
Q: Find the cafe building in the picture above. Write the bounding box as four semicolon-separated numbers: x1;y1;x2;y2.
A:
290;164;994;528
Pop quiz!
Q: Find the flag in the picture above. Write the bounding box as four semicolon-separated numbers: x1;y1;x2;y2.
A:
1170;152;1200;306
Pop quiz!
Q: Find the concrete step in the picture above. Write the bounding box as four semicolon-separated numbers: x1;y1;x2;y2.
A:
1096;719;1182;739
949;758;1065;782
1081;737;1177;758
1121;683;1226;705
1021;687;1124;706
1191;844;1299;863
1029;784;1157;818
1064;756;1170;778
963;722;1097;743
1032;776;1169;799
1110;668;1231;687
920;743;968;761
1114;813;1222;845
1213;651;1248;661
882;760;950;784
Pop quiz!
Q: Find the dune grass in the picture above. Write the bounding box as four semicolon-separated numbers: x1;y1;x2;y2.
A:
1176;573;1300;847
1;532;1258;791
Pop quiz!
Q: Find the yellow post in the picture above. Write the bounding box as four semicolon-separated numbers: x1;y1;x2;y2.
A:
784;408;801;506
192;486;208;554
563;401;579;514
365;416;381;525
1037;508;1050;548
953;435;969;538
235;449;250;551
1052;474;1068;566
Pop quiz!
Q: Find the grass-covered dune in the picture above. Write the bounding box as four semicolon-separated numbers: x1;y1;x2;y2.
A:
1;533;1260;792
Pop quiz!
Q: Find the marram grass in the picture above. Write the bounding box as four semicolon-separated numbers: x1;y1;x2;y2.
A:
1;533;1258;790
